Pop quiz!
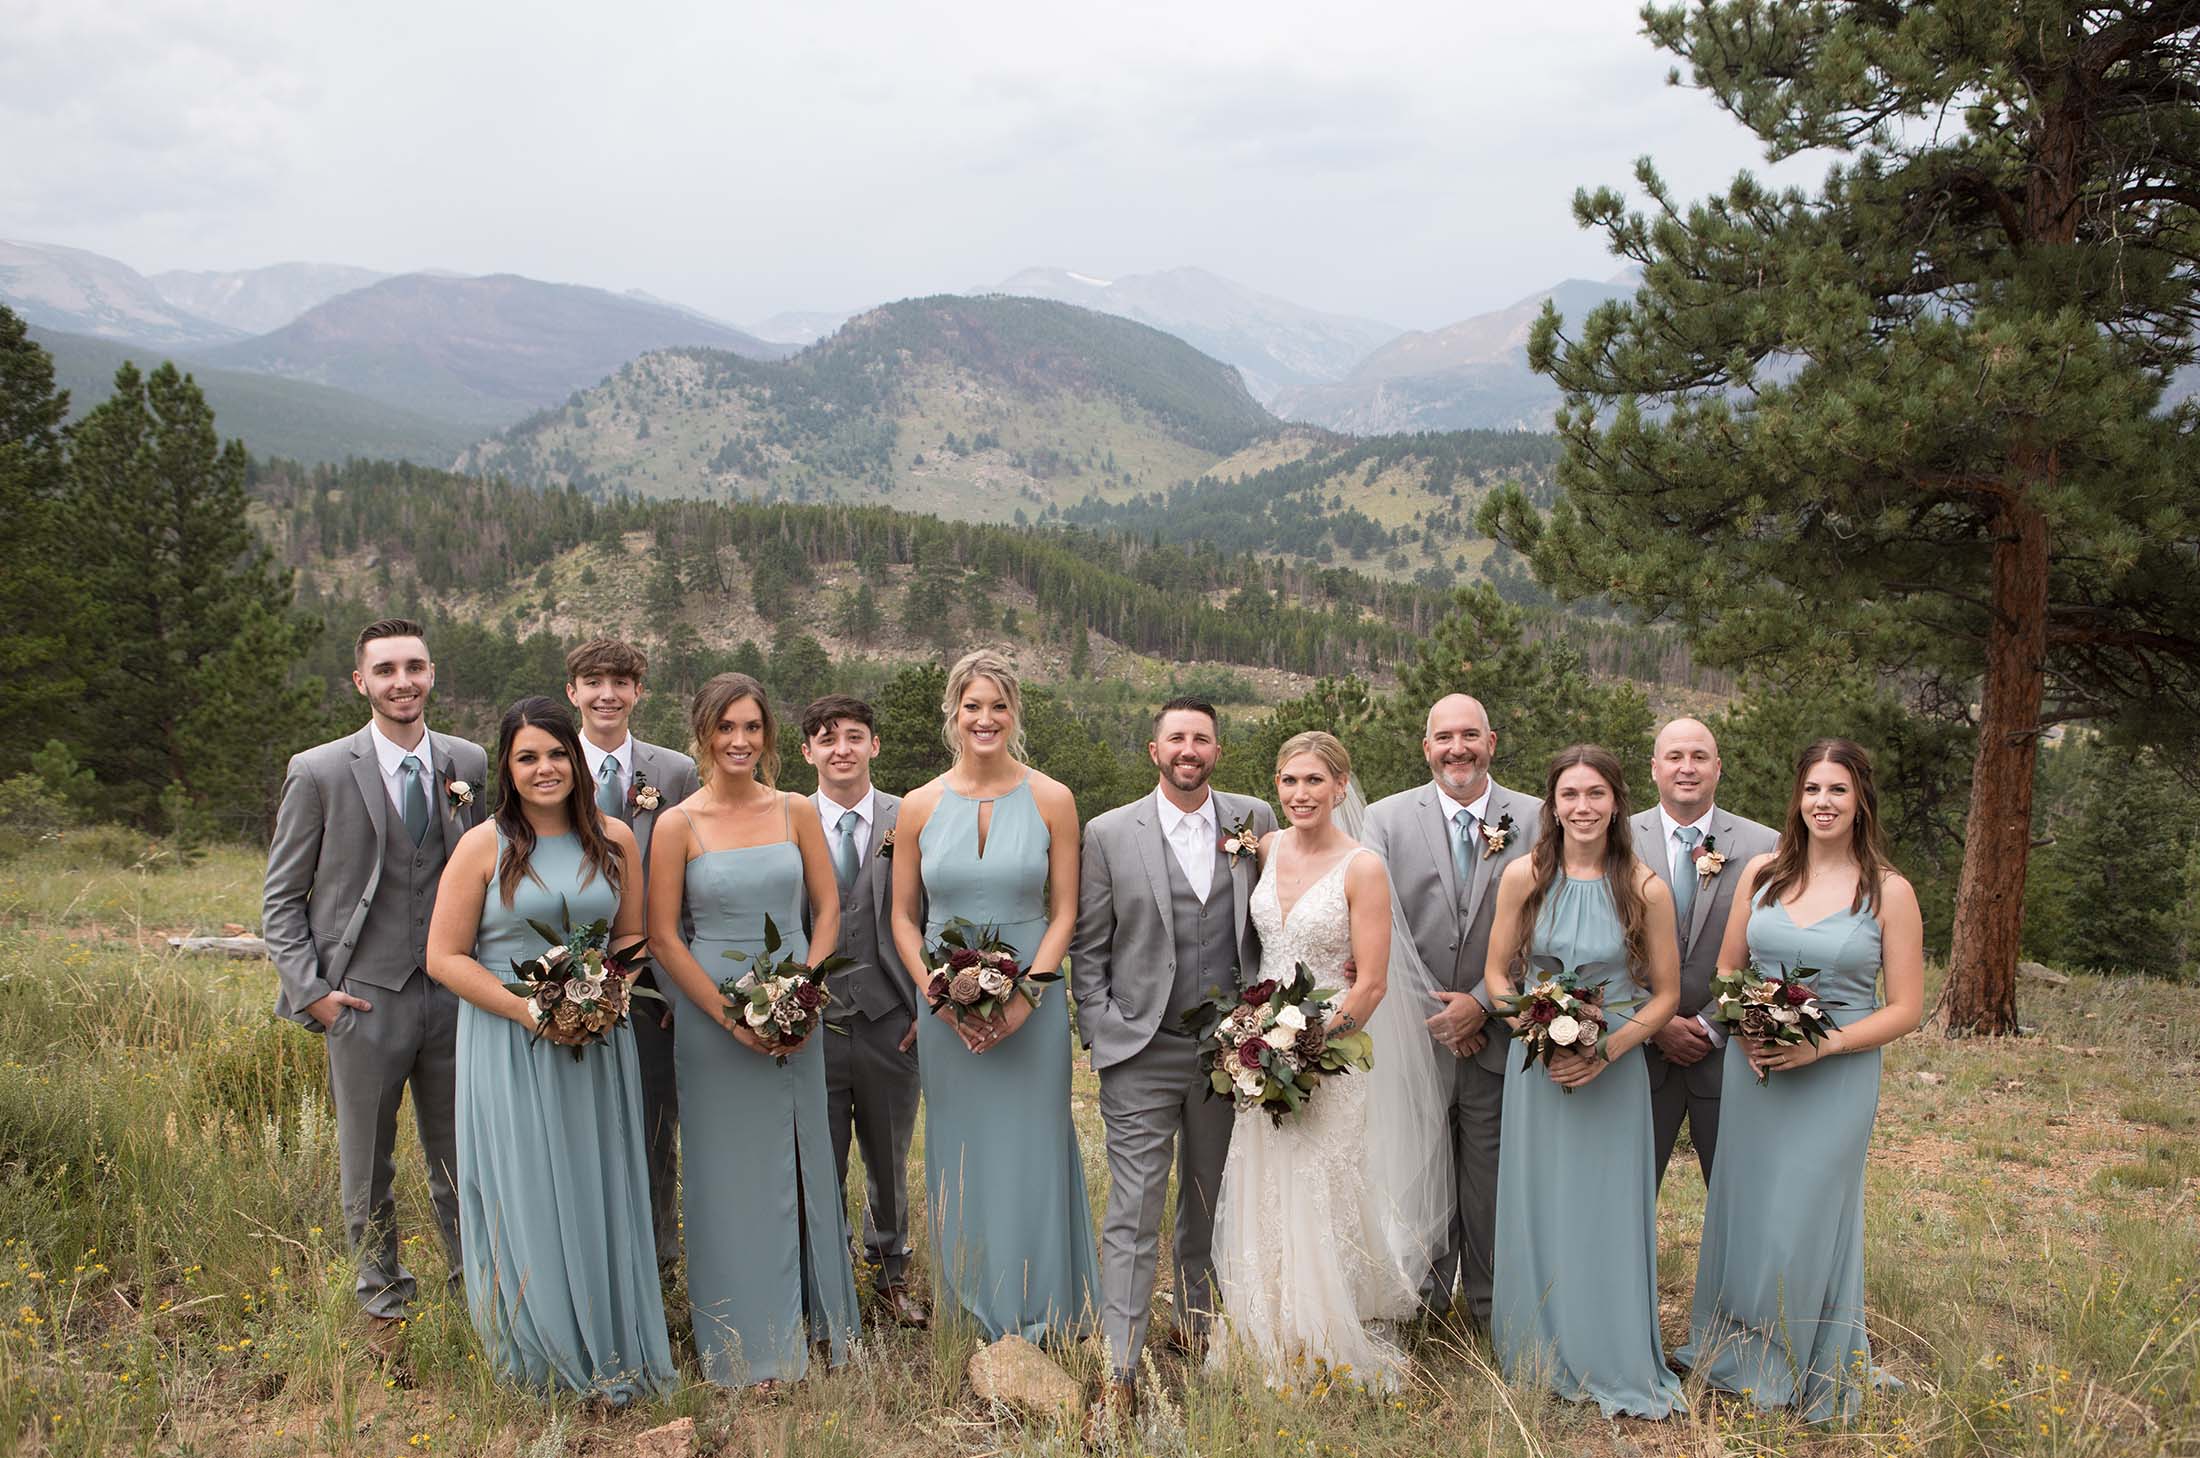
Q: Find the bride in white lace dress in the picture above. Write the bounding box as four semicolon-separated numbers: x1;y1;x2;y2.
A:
1211;732;1451;1390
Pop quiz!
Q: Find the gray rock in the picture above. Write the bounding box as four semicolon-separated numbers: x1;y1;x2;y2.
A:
2017;961;2070;985
630;1416;695;1458
968;1334;1080;1421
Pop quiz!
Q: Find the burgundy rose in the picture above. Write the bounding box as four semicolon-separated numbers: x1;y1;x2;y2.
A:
1240;979;1278;1007
1784;982;1813;1006
1531;1001;1558;1023
946;948;985;970
795;982;826;1010
927;972;951;1001
1236;1041;1266;1071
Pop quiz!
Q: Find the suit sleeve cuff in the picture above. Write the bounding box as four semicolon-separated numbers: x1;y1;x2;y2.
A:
1697;1013;1726;1047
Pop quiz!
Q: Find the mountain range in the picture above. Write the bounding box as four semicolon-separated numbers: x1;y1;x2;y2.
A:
148;262;391;335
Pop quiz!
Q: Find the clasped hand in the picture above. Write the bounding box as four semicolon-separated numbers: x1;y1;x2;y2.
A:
940;991;1034;1054
1544;1047;1606;1089
1746;1030;1839;1076
1426;989;1488;1056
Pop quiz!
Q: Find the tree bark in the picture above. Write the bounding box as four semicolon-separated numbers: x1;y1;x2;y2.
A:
1938;475;2051;1034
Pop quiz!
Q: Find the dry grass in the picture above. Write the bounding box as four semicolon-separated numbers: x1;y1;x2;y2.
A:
0;843;2194;1456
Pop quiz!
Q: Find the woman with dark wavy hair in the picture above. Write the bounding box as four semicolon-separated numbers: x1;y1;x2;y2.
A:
426;696;673;1401
1482;743;1684;1418
1677;738;1924;1422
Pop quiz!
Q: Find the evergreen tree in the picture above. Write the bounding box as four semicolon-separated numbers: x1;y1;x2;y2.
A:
0;307;79;773
2028;739;2199;979
1484;3;2200;1032
871;662;951;795
64;362;321;830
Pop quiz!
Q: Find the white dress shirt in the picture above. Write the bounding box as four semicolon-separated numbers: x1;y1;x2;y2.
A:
368;720;434;815
1658;803;1725;1045
581;733;636;807
1155;786;1216;903
816;785;877;863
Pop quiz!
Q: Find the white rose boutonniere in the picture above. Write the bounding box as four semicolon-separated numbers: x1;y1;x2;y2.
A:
1695;834;1727;881
1481;812;1515;859
1219;813;1260;867
629;774;662;813
445;778;475;811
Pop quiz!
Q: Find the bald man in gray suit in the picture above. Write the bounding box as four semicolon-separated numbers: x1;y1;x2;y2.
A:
1631;717;1778;1184
263;618;486;1336
1360;693;1541;1326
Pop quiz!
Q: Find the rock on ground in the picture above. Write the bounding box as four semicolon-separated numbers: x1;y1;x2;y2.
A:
630;1416;695;1458
968;1334;1080;1421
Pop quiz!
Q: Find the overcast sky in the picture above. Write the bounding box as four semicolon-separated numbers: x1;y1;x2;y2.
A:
4;0;1832;331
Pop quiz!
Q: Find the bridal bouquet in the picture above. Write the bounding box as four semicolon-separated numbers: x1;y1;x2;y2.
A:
1181;962;1374;1124
1707;962;1839;1083
1494;960;1626;1092
922;918;1059;1024
719;914;850;1063
500;900;661;1061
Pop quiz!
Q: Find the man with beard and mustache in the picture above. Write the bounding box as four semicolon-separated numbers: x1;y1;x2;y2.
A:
1072;697;1275;1434
263;618;487;1351
1361;693;1540;1328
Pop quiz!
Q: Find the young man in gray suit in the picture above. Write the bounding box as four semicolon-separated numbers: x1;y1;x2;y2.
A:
1073;698;1276;1430
565;638;699;1269
263;618;487;1343
1631;717;1778;1185
801;694;928;1329
1360;692;1540;1327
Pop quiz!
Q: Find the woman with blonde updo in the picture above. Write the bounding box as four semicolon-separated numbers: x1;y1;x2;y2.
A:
888;650;1099;1342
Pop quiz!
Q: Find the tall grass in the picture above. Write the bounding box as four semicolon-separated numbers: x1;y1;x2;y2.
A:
0;842;2194;1455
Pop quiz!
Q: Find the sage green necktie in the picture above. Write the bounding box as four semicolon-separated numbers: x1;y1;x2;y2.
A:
1673;824;1703;928
598;754;623;819
1451;807;1476;884
400;755;430;846
834;809;861;891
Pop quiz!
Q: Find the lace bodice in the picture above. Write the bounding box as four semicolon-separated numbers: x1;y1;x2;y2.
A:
1249;841;1363;990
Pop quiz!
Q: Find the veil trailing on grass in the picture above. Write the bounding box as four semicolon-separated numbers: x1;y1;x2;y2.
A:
1336;780;1453;1309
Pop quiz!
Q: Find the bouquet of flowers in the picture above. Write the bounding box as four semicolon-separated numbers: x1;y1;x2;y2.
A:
922;918;1059;1024
500;899;661;1061
1180;963;1374;1124
1707;962;1839;1083
1493;958;1629;1092
719;915;850;1064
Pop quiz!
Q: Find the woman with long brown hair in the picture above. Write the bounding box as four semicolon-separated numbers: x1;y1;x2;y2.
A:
1677;738;1924;1422
426;697;674;1401
1482;744;1684;1417
646;673;859;1391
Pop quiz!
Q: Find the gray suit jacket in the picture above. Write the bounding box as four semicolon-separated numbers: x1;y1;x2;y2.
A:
1362;779;1543;1074
616;739;701;885
263;724;489;1029
1630;805;1780;1096
1072;789;1276;1072
811;790;918;1020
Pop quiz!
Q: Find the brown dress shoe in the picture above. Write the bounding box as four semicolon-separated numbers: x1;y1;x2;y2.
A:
879;1282;930;1329
1082;1378;1137;1448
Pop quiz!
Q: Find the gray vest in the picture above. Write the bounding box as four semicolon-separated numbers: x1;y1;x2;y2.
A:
345;799;449;992
826;869;901;1022
1161;836;1240;1029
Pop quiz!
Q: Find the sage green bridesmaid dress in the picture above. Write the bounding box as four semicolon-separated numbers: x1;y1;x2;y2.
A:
915;777;1100;1342
1492;874;1684;1419
1678;896;1886;1422
457;832;674;1402
665;800;860;1386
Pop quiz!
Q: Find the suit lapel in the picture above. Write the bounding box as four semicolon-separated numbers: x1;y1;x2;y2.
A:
624;742;658;839
428;732;461;856
1634;810;1677;905
1412;783;1458;907
1459;785;1510;933
349;728;391;847
1219;793;1256;960
1685;808;1731;950
867;795;899;922
1131;802;1179;965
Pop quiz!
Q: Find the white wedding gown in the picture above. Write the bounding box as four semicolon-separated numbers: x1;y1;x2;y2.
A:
1209;841;1443;1392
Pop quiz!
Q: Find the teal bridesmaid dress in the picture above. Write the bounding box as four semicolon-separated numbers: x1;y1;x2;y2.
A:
1678;896;1886;1422
456;833;675;1402
1492;875;1685;1419
666;801;861;1386
916;779;1100;1343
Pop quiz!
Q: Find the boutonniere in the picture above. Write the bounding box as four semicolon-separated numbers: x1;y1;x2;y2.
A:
1695;835;1727;881
445;777;475;812
629;773;662;813
876;827;896;861
1219;813;1260;867
1481;812;1515;859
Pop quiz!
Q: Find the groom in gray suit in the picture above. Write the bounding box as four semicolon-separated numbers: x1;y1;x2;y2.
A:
801;693;928;1329
565;638;700;1267
263;618;487;1339
1361;693;1540;1326
1631;717;1778;1184
1073;698;1275;1421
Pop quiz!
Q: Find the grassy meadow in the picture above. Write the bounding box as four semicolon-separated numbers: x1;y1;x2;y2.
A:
0;840;2194;1456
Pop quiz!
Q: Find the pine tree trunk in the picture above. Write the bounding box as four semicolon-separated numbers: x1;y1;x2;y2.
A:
1938;480;2051;1034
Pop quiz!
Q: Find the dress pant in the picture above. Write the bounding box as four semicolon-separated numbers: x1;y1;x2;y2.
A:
822;1009;921;1286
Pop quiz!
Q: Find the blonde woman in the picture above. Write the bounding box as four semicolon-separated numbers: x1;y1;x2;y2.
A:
889;650;1099;1342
